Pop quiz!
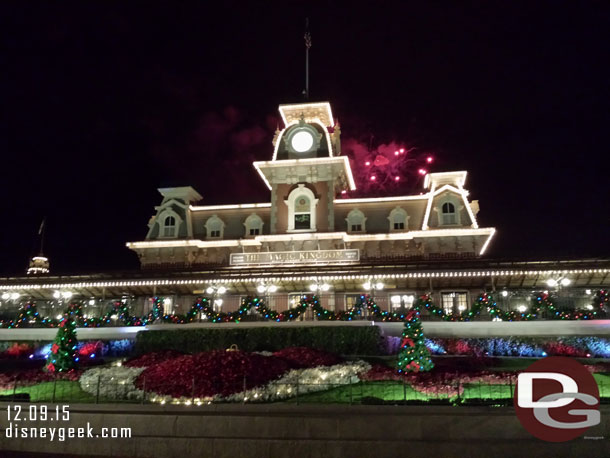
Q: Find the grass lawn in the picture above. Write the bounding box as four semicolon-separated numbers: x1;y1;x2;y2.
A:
285;381;432;403
286;372;610;404
0;381;95;403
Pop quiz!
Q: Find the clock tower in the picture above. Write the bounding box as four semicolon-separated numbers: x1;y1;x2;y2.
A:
253;101;356;234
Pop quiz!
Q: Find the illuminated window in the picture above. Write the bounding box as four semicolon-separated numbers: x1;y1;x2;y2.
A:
441;292;468;313
163;216;176;237
162;297;173;315
390;294;415;308
441;293;454;313
441;202;457;225
345;294;365;309
285;185;318;232
294;196;311;229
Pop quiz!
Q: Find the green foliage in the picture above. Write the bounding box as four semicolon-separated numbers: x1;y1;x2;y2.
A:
46;304;80;372
396;310;434;373
135;325;383;355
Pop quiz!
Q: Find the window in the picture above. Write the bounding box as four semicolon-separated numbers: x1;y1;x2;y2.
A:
345;294;365;309
285;185;318;232
294;196;311;229
346;209;366;233
441;292;468;314
162;297;173;315
441;202;457;225
244;213;264;237
441;293;454;313
163;216;176;237
205;215;225;240
390;294;415;309
388;207;409;232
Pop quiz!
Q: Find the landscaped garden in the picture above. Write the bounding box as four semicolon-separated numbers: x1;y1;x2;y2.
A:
2;334;609;406
1;295;609;406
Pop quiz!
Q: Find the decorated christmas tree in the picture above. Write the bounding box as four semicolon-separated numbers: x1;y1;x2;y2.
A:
15;301;42;327
46;304;80;372
396;308;434;373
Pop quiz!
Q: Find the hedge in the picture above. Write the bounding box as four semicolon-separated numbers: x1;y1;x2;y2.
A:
135;326;383;356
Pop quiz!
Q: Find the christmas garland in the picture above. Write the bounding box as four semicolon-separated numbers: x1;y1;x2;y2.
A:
0;289;608;328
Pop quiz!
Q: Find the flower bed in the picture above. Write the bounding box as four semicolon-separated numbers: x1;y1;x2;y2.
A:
361;364;513;397
0;368;81;391
79;366;145;400
74;348;370;403
124;350;185;368
272;347;342;368
135;350;291;398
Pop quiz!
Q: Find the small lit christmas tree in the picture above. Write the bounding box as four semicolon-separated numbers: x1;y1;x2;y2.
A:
396;308;434;373
46;303;80;372
15;301;42;327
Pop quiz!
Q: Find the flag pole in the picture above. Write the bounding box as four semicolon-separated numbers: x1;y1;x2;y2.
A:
304;18;311;100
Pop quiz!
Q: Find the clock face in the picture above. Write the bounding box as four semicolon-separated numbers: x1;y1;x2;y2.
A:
291;130;314;153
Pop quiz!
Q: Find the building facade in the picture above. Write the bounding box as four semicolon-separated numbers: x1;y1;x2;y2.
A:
127;102;495;270
1;101;608;323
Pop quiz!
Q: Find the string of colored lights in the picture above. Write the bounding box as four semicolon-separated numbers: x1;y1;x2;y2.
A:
0;290;607;328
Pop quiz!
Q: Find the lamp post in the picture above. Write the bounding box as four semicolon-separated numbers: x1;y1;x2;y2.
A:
205;285;227;314
256;283;278;318
362;280;384;300
309;280;331;321
545;276;571;317
362;280;384;318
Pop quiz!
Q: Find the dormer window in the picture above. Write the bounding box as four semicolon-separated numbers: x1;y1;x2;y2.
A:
285;185;319;232
163;215;176;237
205;215;225;239
346;209;366;233
244;214;264;238
388;207;409;232
156;209;182;239
441;202;457;225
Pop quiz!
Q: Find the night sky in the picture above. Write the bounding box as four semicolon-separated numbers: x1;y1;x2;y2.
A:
2;1;609;276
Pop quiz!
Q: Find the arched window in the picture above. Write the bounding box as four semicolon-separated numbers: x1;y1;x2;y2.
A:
163;215;176;237
244;214;264;237
346;209;366;233
441;202;457;225
205;215;225;239
294;196;311;229
285;185;319;232
388;207;409;232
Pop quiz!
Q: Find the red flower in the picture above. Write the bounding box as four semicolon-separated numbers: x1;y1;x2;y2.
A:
273;347;341;369
135;350;290;398
51;344;59;354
